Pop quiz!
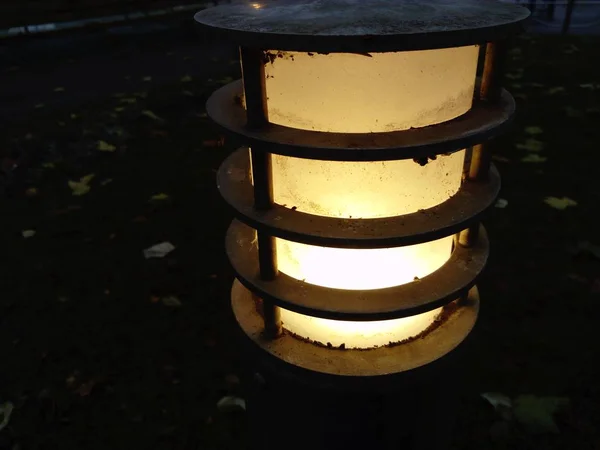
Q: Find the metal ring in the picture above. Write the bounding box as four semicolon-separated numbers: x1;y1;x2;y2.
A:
231;279;480;376
207;80;515;162
226;220;489;320
218;148;500;249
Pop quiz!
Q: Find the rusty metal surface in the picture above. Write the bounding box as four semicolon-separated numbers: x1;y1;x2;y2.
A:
218;148;501;248
195;0;529;52
230;279;480;376
226;220;488;320
207;80;516;161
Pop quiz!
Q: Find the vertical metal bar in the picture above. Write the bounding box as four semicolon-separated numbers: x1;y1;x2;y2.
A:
240;46;282;338
479;41;507;104
547;0;556;21
562;0;576;34
461;42;507;248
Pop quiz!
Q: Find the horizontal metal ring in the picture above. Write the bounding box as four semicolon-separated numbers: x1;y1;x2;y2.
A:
207;80;515;162
226;219;489;321
231;279;480;376
218;148;500;248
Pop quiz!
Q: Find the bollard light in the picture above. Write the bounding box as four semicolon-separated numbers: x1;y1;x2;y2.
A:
197;0;529;378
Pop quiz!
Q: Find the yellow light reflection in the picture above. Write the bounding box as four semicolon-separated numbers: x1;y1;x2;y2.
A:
257;46;478;348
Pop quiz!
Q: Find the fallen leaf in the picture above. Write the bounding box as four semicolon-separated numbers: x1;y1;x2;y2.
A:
482;392;513;410
492;155;510;163
142;76;152;82
70;113;78;119
35;103;45;109
150;193;170;201
143;242;176;259
0;401;14;432
42;162;55;169
562;44;580;54
161;295;182;307
182;90;195;97
68;174;95;196
114;107;125;112
218;76;234;85
54;87;65;92
513;395;569;434
565;107;583;118
521;154;547;163
120;98;137;104
580;83;598;90
181;75;193;83
517;138;544;152
25;187;38;197
505;70;523;80
567;241;600;260
100;178;113;186
141;110;164;122
544;196;577;210
495;198;508;209
58;121;66;127
510;83;523;89
97;140;117;152
567;273;588;283
134;92;147;99
509;47;522;56
547;87;565;95
183;56;193;61
217;396;246;413
22;229;36;238
524;126;543;135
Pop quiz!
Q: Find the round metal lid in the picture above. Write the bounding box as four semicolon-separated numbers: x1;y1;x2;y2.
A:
194;0;530;52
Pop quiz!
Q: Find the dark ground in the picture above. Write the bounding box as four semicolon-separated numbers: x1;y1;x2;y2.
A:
1;13;600;450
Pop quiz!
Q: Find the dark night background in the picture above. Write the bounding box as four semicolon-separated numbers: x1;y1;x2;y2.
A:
1;1;599;449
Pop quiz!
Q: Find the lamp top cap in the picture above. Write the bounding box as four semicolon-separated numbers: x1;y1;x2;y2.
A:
195;0;530;52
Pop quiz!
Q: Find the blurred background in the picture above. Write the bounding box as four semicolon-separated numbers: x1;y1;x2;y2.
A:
1;1;599;449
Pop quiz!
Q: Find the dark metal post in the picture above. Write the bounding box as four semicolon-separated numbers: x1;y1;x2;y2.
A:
240;46;282;338
546;0;556;21
562;0;576;34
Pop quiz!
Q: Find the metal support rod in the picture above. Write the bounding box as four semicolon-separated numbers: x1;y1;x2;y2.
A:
562;0;576;34
547;0;556;21
462;41;507;248
240;46;282;338
479;41;507;104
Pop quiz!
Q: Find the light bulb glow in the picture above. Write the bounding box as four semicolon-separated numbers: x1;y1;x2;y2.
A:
257;46;478;348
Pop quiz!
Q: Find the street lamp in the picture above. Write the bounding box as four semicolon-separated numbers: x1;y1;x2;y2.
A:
197;0;529;447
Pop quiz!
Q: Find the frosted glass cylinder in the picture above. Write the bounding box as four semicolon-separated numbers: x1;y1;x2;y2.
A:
258;46;478;349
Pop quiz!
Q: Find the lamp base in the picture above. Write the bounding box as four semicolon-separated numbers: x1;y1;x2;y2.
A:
231;281;479;450
240;331;467;450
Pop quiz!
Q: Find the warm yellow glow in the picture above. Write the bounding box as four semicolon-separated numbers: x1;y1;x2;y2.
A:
264;47;479;133
256;47;478;348
281;308;442;349
250;3;262;9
